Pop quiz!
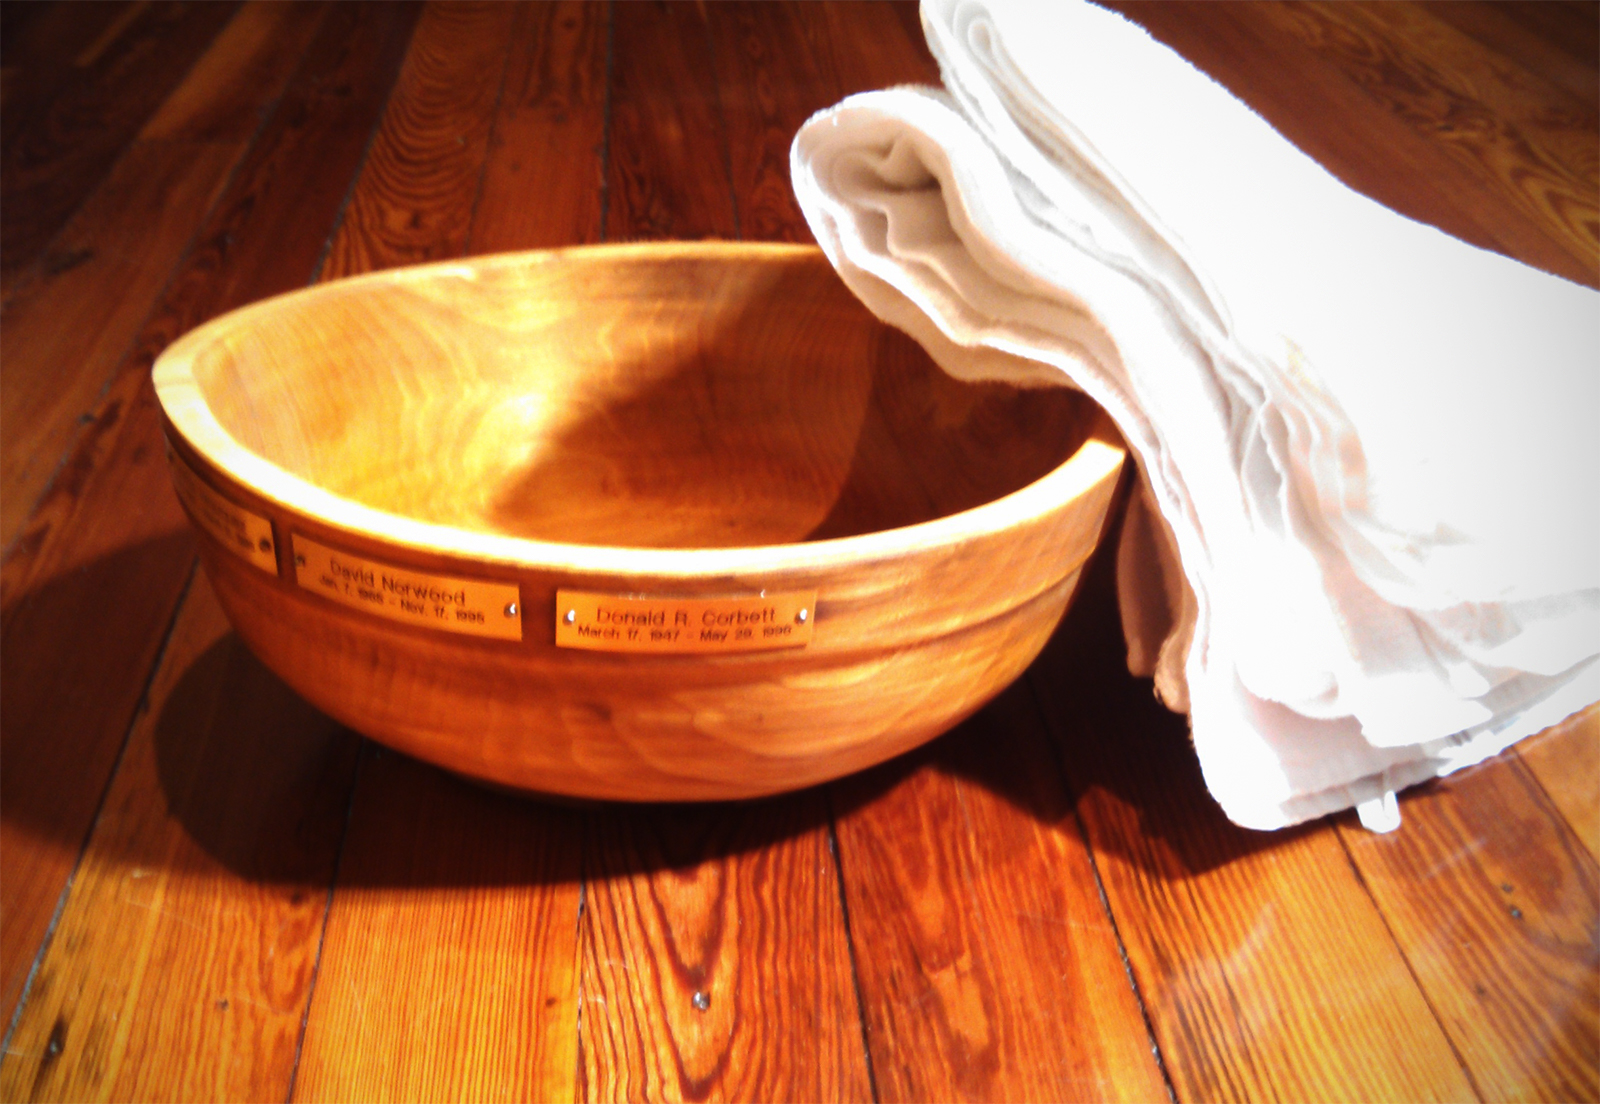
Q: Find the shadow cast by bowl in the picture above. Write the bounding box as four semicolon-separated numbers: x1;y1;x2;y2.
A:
141;630;857;889
0;525;1317;905
135;550;1312;893
2;530;199;881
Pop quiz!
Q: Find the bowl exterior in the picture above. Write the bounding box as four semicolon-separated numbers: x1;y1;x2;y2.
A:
166;435;1122;801
151;243;1127;801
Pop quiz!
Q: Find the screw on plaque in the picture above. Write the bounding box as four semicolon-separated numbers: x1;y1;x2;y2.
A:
504;602;519;618
258;537;272;552
795;608;809;624
564;609;577;624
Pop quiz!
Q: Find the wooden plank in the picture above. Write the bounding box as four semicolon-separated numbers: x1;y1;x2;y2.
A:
288;7;590;1103
0;139;237;548
706;2;832;243
1338;756;1599;1102
1029;549;1479;1103
0;492;198;1034
577;798;871;1102
1485;1;1600;85
1426;1;1600;115
0;0;242;292
1516;705;1600;865
1101;1;1597;287
0;1;329;550
604;0;738;241
569;6;868;1099
708;0;938;245
139;1;326;144
1261;1;1598;278
0;580;360;1104
1323;1;1599;187
0;2;137;149
290;748;585;1104
0;0;420;1030
468;0;607;252
831;680;1171;1103
814;0;940;95
318;1;519;282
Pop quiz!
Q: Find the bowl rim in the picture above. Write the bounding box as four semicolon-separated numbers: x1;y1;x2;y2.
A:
153;241;1125;579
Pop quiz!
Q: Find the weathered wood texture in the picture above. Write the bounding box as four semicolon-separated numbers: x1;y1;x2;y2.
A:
317;1;517;282
1032;542;1481;1103
1340;748;1599;1102
1518;707;1600;865
577;799;871;1103
468;0;607;252
0;1;241;294
0;0;421;1048
605;1;737;242
0;0;325;550
2;3;1595;1102
0;579;358;1104
292;746;586;1104
832;679;1170;1103
2;4;135;150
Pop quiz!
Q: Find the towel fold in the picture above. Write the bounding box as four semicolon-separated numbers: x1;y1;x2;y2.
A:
790;0;1599;830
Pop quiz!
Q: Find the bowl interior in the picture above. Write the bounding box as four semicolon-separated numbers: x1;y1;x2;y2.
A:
187;249;1094;549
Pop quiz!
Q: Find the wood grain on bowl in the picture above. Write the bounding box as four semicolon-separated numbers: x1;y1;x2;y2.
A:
153;242;1126;801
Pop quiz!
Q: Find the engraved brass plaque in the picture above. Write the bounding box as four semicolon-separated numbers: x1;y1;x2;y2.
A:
167;448;277;572
555;589;816;653
293;535;523;640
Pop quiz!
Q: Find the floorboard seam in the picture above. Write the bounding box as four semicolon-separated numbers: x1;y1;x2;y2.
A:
0;6;321;568
307;10;419;286
572;875;588;1095
0;556;200;1052
597;0;615;242
0;1;242;319
1510;741;1600;870
1332;822;1487;1103
284;740;367;1104
458;7;518;256
825;787;880;1104
699;5;742;241
1025;670;1179;1104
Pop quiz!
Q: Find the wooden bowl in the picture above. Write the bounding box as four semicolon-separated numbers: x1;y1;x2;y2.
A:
152;243;1125;801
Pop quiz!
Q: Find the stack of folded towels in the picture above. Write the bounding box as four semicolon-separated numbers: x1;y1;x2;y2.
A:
791;0;1599;830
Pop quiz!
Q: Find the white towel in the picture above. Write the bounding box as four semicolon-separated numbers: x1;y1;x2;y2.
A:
790;0;1600;830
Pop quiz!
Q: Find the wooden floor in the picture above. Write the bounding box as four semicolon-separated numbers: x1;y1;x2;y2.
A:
1;2;1596;1100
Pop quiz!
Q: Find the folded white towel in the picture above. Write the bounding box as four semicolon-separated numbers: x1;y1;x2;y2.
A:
790;0;1600;830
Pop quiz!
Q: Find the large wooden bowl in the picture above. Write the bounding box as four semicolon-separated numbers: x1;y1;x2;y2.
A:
152;243;1125;801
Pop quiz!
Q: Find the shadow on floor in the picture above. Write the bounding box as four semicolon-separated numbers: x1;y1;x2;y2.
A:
0;516;1318;899
137;532;1311;891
